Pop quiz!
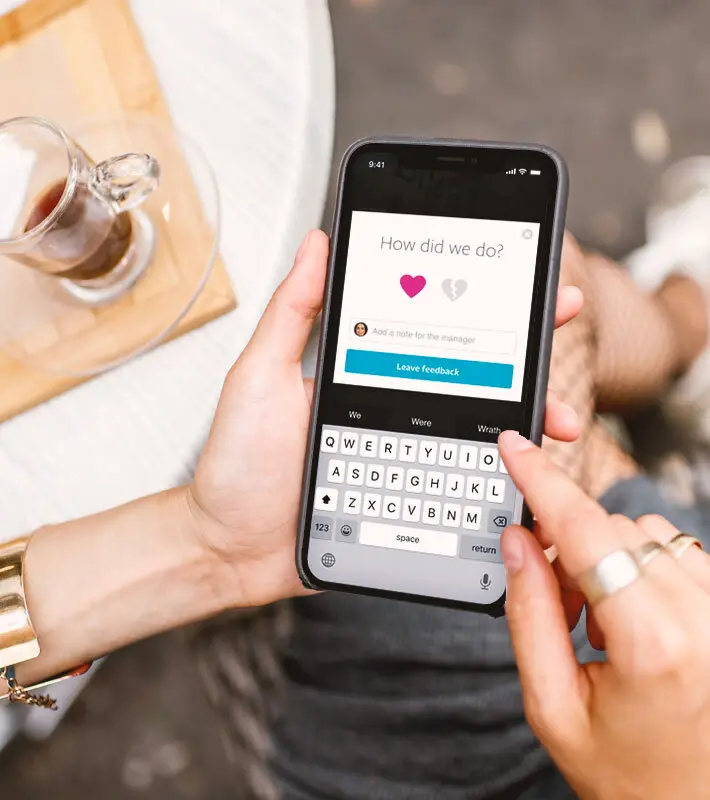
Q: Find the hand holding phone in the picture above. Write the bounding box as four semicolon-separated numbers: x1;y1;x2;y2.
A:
297;138;568;613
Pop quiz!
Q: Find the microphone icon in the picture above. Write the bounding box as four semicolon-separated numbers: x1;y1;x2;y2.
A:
480;573;491;590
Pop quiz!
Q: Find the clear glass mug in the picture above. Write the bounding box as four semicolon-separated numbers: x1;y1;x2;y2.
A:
0;116;160;303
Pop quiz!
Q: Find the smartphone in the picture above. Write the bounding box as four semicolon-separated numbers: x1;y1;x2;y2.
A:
297;137;567;614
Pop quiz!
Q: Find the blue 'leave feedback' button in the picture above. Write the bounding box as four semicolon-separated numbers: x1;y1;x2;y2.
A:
344;349;514;389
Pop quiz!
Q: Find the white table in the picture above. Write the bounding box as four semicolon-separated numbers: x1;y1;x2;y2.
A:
0;0;335;744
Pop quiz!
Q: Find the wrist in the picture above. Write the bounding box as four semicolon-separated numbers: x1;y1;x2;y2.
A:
184;484;307;608
17;487;239;687
182;484;251;608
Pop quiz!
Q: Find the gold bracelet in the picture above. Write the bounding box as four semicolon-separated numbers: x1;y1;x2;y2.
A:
0;537;92;709
0;663;93;708
0;665;57;710
0;536;54;707
0;537;40;669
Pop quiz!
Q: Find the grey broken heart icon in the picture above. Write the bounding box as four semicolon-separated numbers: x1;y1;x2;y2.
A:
441;278;468;301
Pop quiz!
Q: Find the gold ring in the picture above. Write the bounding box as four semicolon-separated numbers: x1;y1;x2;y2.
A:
632;541;666;568
577;549;642;606
665;533;703;560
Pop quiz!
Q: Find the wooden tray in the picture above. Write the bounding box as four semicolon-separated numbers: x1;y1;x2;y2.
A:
0;0;236;422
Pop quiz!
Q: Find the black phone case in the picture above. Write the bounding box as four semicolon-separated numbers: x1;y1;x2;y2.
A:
296;136;569;616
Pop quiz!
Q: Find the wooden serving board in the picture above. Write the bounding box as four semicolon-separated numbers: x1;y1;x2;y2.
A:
0;0;236;422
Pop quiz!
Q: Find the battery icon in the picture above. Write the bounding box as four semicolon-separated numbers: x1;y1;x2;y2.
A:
530;169;541;176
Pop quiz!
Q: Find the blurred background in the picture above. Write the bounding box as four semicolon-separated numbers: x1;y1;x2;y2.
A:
2;0;710;795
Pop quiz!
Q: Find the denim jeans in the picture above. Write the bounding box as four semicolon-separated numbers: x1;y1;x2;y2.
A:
273;478;707;800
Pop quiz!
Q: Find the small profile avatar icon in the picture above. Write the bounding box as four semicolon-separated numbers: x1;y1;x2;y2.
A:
354;321;368;337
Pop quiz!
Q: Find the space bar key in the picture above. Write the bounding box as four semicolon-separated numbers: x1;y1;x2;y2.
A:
359;522;458;557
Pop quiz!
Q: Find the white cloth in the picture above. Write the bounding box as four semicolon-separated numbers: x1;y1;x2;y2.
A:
0;0;335;540
0;0;334;743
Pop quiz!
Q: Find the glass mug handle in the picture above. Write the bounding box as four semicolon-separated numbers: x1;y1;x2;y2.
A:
88;152;160;213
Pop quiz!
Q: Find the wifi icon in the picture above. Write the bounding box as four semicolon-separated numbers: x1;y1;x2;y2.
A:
518;168;528;175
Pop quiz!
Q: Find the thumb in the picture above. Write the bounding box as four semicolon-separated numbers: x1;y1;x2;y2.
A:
245;230;329;365
502;525;587;740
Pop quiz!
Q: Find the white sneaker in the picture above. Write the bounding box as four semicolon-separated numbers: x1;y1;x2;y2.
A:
625;157;710;440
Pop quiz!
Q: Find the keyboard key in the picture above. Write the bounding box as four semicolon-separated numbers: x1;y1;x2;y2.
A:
382;495;401;520
336;519;358;543
398;438;418;462
479;447;498;472
366;463;384;488
465;476;485;501
385;466;405;491
314;486;338;511
346;462;365;486
488;509;512;533
423;500;441;525
312;427;521;563
418;441;438;465
360;433;378;458
379;436;398;460
321;429;339;453
340;432;359;455
459;445;478;470
486;478;506;504
442;503;462;528
327;459;345;483
445;473;464;498
363;493;381;517
402;498;422;523
438;444;457;466
462;505;482;530
310;516;333;540
406;468;424;493
459;535;502;563
359;521;458;557
426;471;444;495
343;490;362;514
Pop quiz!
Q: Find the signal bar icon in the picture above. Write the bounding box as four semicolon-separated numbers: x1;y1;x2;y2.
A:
505;168;516;175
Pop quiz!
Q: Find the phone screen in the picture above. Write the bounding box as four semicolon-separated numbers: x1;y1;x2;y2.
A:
300;141;564;609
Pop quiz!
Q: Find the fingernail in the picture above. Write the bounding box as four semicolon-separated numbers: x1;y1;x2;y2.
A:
568;285;584;304
499;430;534;454
295;231;312;263
501;529;525;576
560;402;578;425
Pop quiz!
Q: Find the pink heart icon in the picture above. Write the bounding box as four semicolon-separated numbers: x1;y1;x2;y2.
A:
400;274;426;298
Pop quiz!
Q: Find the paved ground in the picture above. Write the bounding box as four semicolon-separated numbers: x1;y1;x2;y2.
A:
326;0;710;261
4;0;710;796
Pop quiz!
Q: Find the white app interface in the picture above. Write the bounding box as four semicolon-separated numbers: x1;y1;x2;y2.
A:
333;210;540;402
